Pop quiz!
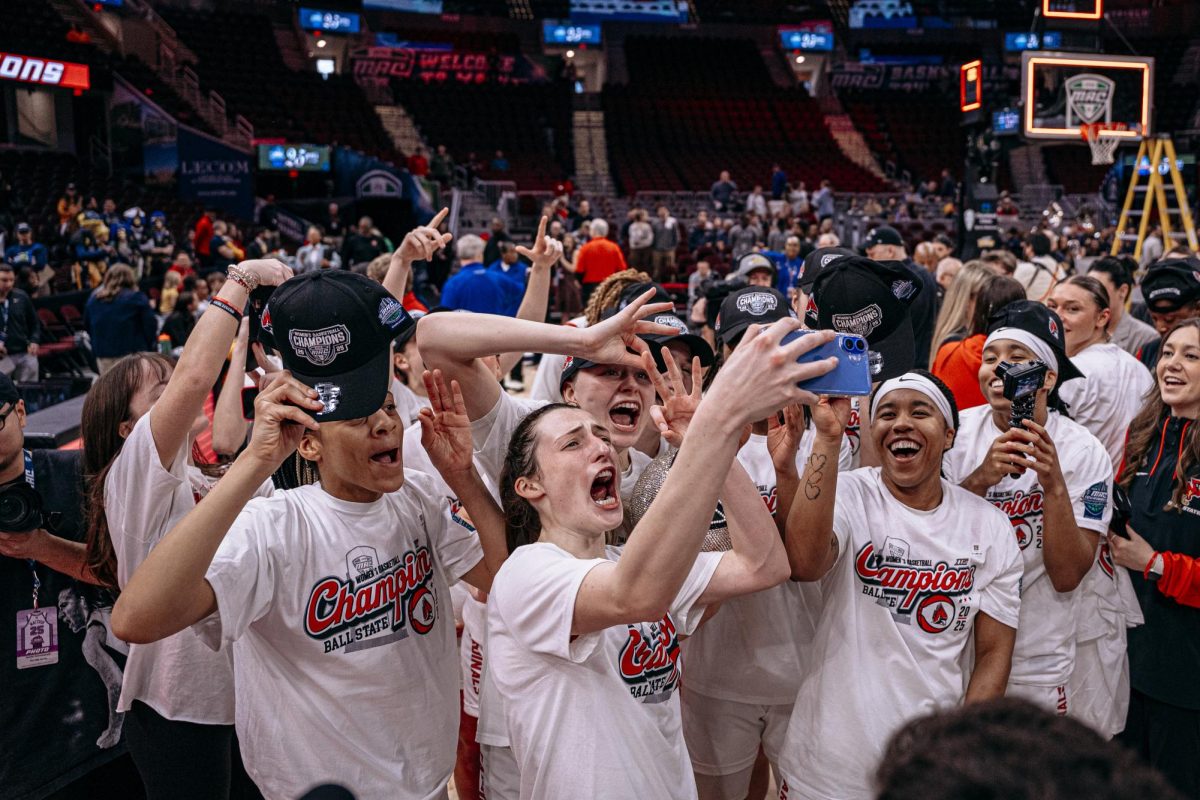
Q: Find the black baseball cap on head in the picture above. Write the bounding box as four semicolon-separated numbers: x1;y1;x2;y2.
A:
863;225;904;252
986;300;1083;382
640;312;715;370
798;247;855;290
616;281;673;310
263;271;415;422
735;252;776;280
15;223;31;234
807;255;919;380
1141;258;1200;313
715;287;791;348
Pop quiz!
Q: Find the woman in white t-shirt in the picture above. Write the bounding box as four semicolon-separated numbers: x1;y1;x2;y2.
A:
80;257;292;799
1047;275;1151;737
1047;275;1155;470
779;370;1022;800
942;301;1113;718
485;320;839;800
111;268;512;800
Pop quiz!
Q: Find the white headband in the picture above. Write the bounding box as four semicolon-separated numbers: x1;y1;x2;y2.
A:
984;328;1059;374
871;373;956;428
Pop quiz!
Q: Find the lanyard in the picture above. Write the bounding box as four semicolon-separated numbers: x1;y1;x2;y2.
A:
21;450;39;608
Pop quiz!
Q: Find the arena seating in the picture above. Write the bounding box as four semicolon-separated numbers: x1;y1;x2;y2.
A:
605;37;886;195
841;90;964;186
391;81;575;190
160;8;398;162
0;150;202;266
0;0;98;68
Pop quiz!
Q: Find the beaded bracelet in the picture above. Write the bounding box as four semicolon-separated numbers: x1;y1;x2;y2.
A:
209;297;243;321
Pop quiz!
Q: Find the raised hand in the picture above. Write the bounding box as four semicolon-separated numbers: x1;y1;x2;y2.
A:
419;369;475;477
516;215;564;271
245;372;321;467
645;349;703;447
397;207;453;265
579;289;679;370
705;321;838;429
809;396;852;440
767;403;808;472
236;258;293;287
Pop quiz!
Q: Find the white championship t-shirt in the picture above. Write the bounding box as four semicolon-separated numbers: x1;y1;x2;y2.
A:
109;410;272;723
1057;342;1154;471
197;473;483;800
777;468;1022;800
681;430;851;704
471;390;651;751
488;543;722;800
943;406;1113;688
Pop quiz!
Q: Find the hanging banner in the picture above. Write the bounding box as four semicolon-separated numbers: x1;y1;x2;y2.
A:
109;75;178;186
350;47;546;87
177;126;254;220
829;61;1016;92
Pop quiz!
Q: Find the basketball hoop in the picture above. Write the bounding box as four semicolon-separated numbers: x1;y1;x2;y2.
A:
1080;122;1129;165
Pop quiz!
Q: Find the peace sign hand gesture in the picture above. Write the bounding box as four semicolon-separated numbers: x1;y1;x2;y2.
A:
645;348;704;447
418;369;475;479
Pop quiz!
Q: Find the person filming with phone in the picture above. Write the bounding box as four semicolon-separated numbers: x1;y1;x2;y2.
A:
1109;318;1200;797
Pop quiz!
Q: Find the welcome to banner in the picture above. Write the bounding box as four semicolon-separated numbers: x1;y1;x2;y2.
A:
350;46;546;87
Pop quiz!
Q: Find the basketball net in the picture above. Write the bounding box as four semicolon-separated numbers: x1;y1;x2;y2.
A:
1080;122;1128;165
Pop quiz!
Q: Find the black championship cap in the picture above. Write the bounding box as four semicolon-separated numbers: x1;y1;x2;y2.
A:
640;312;715;370
262;271;415;422
806;255;919;381
1141;257;1200;313
798;246;855;290
715;287;791;348
986;300;1084;382
616;281;673;310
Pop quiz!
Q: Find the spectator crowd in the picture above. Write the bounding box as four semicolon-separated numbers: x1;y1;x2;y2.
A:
1;163;1199;800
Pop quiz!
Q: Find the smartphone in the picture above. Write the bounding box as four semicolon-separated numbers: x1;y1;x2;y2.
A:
782;330;872;397
1110;484;1131;539
241;385;259;421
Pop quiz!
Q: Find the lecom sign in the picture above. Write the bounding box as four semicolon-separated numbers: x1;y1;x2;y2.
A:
0;52;90;91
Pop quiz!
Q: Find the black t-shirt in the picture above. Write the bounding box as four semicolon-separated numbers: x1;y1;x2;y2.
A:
1127;416;1200;709
0;449;130;799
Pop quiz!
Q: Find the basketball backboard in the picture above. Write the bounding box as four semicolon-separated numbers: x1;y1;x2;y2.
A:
1021;51;1153;141
1042;0;1103;21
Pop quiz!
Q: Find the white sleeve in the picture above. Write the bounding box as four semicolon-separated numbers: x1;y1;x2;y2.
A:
105;409;191;587
829;471;868;569
1063;436;1114;534
469;393;545;484
668;551;723;635
530;353;567;404
978;510;1023;630
197;504;278;650
414;474;485;584
491;547;609;663
838;433;853;471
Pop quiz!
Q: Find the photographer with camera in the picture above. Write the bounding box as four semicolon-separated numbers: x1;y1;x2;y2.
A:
1109;318;1200;796
0;373;142;796
943;301;1112;717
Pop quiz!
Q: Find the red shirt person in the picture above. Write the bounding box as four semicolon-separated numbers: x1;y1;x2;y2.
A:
573;219;627;301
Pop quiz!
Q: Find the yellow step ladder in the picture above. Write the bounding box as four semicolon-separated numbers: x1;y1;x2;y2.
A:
1111;135;1199;258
